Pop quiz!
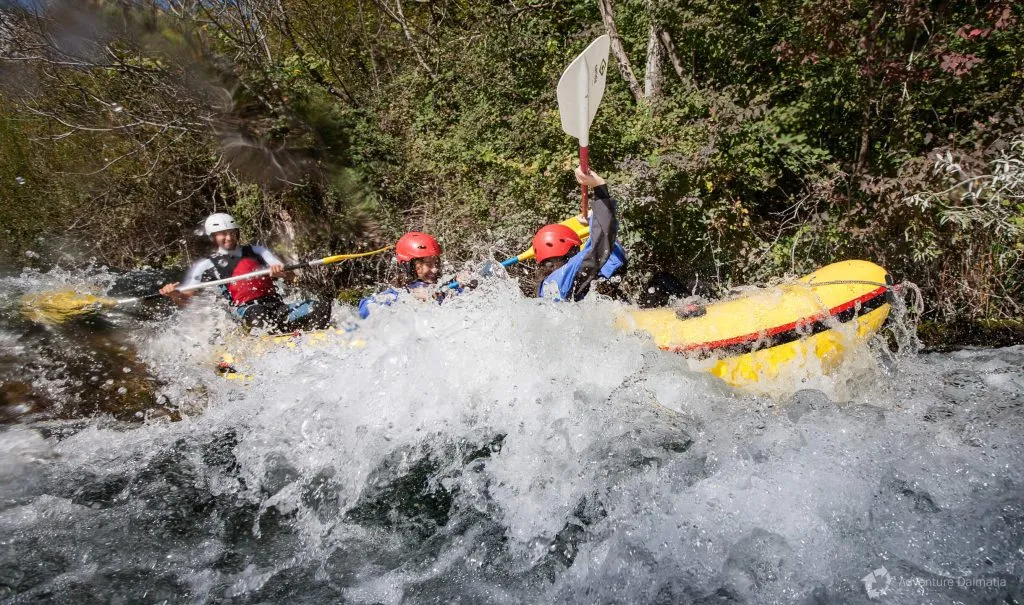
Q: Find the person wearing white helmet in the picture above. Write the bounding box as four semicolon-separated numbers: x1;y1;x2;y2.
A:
159;212;331;333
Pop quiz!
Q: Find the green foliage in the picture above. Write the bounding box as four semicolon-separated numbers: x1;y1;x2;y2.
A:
2;0;1022;322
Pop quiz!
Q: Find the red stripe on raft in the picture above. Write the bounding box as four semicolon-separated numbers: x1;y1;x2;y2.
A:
660;286;888;353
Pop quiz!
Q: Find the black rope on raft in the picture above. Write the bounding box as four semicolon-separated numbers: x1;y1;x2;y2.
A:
808;279;925;317
806;280;891;288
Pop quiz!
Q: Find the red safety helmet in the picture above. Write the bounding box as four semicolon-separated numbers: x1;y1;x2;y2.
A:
395;232;442;262
532;224;582;263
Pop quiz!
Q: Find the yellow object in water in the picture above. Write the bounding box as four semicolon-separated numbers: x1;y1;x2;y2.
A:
618;260;893;388
216;327;367;381
20;290;117;325
214;260;892;390
18;247;395;326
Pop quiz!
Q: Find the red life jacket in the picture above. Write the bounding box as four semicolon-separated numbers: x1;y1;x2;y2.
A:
209;245;276;305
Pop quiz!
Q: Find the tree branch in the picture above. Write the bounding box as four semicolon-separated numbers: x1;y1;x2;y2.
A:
371;0;436;80
270;0;359;106
644;23;663;100
596;0;643;103
658;28;698;91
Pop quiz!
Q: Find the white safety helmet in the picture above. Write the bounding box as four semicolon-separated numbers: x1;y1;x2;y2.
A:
204;213;239;236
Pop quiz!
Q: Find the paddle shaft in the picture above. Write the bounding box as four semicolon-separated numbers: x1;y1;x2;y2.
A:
580;146;590;218
499;36;606;269
117;247;390;305
439;278;478;292
575;49;592;219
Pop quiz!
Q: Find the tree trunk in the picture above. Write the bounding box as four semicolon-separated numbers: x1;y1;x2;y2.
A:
596;0;644;103
658;29;695;90
854;11;886;176
855;104;872;176
644;24;663;100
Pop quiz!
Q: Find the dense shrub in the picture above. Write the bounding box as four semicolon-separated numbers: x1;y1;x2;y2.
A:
1;0;1021;319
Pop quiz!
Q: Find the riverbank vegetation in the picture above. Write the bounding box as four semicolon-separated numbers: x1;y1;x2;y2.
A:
2;0;1022;329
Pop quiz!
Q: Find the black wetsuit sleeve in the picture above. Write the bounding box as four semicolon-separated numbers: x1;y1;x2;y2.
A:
570;184;618;301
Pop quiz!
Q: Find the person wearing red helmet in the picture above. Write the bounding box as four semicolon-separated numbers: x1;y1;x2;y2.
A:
395;231;444;287
159;212;331;333
358;232;467;318
534;166;627;300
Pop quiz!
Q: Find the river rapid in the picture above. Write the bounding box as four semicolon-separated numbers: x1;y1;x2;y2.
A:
1;269;1022;604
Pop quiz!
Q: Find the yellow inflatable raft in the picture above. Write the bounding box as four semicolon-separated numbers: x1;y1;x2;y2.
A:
214;260;893;390
618;260;892;387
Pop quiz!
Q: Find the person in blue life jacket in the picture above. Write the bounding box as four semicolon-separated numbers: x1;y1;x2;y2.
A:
358;232;471;319
159;213;331;333
533;166;627;301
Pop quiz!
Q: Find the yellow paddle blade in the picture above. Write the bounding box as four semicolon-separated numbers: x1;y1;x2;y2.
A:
320;245;393;265
19;290;118;325
515;215;591;263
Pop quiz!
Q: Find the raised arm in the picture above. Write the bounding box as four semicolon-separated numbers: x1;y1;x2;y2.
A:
569;168;617;300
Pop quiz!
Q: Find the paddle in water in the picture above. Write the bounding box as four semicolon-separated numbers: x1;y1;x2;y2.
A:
20;247;391;325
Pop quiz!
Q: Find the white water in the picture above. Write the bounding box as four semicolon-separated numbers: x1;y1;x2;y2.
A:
1;276;1023;603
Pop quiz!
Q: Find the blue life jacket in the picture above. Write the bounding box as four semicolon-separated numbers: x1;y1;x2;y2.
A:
357;280;463;319
538;240;627;301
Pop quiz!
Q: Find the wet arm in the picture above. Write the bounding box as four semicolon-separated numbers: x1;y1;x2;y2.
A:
570;184;618;300
161;259;212;305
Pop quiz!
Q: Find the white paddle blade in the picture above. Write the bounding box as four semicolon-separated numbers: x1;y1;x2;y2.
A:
556;35;610;146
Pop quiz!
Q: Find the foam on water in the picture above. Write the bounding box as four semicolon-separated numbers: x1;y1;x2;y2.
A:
1;276;1022;603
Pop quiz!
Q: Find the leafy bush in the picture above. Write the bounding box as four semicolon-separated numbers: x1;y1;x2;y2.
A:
1;0;1021;324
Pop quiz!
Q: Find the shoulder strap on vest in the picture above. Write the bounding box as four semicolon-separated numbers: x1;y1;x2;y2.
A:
208;250;226;280
209;246;259;281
